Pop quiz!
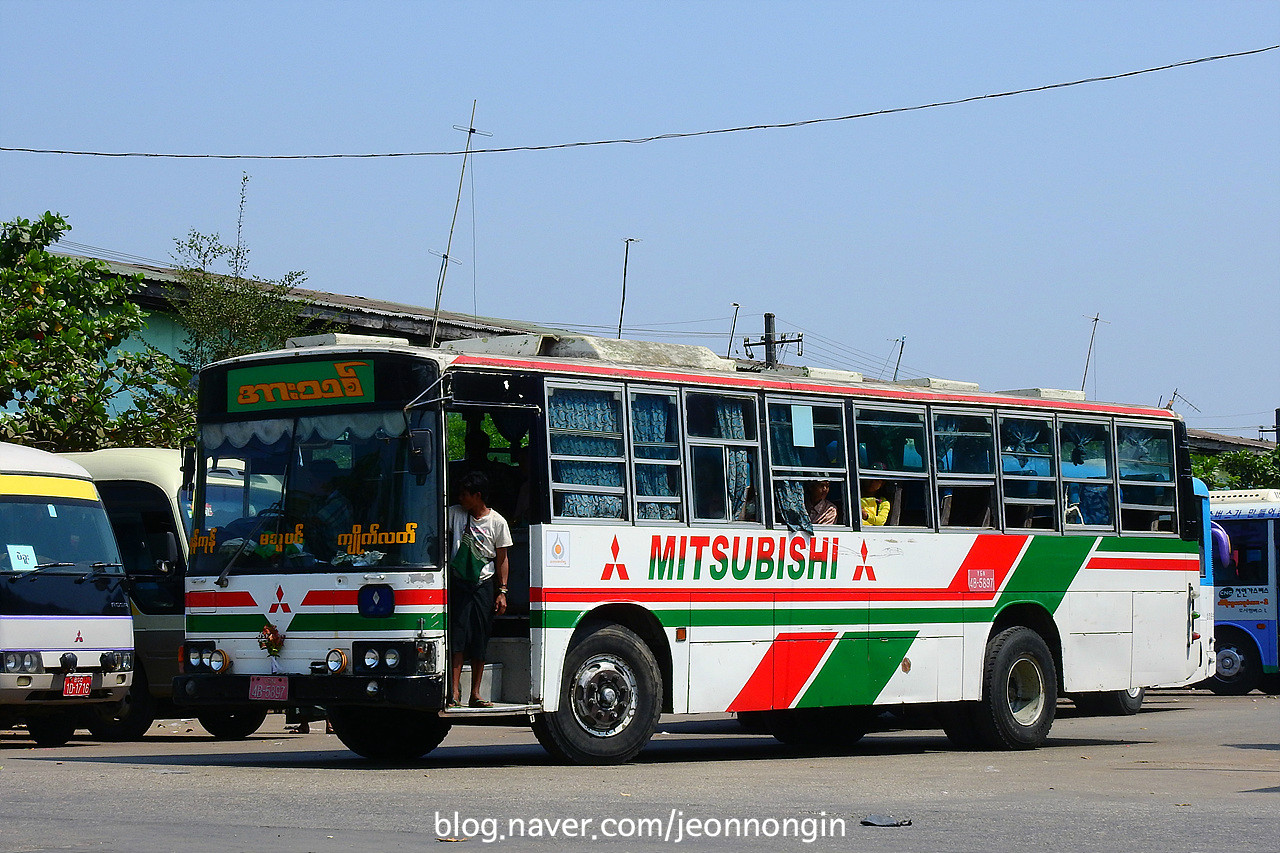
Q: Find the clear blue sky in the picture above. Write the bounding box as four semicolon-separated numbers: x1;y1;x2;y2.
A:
3;2;1277;437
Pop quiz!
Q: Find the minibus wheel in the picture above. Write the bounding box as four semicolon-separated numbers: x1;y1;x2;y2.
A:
25;712;78;747
86;666;155;740
972;626;1057;750
534;623;662;765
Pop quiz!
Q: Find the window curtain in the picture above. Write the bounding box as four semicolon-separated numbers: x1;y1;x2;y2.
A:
768;407;812;534
549;389;623;518
716;399;754;521
633;395;678;521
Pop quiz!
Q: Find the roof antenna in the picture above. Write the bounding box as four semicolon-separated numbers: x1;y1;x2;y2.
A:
1164;388;1201;412
1080;313;1110;393
617;238;640;339
429;101;491;348
726;303;741;357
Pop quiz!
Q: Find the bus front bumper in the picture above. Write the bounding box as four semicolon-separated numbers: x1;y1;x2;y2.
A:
172;672;446;710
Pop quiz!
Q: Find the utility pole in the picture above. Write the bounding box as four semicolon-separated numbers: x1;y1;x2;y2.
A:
429;101;491;349
1080;313;1110;393
892;336;906;381
743;313;802;368
617;238;640;339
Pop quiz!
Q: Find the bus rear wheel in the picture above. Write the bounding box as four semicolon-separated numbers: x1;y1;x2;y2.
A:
533;623;662;765
328;707;451;762
197;707;269;740
1209;632;1261;695
972;626;1057;750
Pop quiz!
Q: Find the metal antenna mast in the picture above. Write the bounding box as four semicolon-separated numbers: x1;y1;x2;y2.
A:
726;303;741;358
892;336;906;381
1080;313;1110;393
429;101;491;348
617;238;640;339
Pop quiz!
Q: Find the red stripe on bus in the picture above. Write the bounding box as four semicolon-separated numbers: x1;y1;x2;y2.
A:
300;589;446;606
726;632;838;713
1086;557;1200;572
531;586;997;604
944;534;1029;592
451;354;1176;418
185;590;256;608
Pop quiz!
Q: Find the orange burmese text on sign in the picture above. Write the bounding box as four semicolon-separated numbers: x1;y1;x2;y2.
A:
337;523;418;555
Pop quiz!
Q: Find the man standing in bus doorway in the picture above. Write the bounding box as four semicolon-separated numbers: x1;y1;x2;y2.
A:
448;471;513;708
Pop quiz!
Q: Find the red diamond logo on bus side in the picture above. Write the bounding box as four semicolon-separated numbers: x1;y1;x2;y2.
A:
268;585;292;613
853;539;876;582
601;536;630;581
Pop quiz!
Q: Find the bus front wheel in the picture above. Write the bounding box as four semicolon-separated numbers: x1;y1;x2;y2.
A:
328;707;451;762
1210;631;1261;695
86;665;155;740
533;623;662;765
972;626;1057;750
197;707;269;740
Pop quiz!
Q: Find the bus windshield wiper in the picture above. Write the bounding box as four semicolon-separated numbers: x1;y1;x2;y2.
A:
76;562;124;584
215;501;283;588
15;561;76;579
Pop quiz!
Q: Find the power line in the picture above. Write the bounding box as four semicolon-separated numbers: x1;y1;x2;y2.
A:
3;46;1273;161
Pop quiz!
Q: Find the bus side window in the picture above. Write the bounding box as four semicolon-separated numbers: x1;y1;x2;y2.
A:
685;392;759;524
547;385;626;520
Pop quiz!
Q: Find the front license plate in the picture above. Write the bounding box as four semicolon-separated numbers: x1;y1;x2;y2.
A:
62;674;92;698
249;675;288;702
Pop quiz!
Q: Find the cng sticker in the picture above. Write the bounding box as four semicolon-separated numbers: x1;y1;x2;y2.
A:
548;532;570;568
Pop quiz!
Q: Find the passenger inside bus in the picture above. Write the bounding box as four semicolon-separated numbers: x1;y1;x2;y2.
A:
860;476;891;526
805;479;839;525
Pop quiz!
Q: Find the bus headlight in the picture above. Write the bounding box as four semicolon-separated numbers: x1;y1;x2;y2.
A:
363;648;381;669
383;648;401;669
209;649;231;673
326;649;348;674
21;652;40;673
3;652;18;673
4;652;42;674
188;646;203;669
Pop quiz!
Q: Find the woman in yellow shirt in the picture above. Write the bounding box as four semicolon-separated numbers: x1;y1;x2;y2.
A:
860;478;891;526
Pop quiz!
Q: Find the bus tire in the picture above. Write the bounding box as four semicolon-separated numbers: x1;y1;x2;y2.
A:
197;707;269;740
1073;687;1145;716
25;712;78;747
328;707;451;762
766;706;875;751
535;623;662;765
972;626;1057;750
1209;631;1261;695
86;665;155;741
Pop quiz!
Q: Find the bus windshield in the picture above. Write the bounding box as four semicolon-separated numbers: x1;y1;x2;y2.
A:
189;409;439;577
0;496;121;575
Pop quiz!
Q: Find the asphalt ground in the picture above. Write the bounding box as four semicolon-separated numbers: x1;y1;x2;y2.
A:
0;689;1276;853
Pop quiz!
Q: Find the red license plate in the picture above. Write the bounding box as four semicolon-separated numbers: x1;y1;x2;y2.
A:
62;674;92;698
249;675;288;702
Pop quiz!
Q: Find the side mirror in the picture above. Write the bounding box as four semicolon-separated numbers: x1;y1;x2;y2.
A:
409;429;436;476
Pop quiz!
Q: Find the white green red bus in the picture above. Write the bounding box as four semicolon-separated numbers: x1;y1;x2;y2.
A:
1207;489;1279;694
173;333;1213;763
0;442;134;746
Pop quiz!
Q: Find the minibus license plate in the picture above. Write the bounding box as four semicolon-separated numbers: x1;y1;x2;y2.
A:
62;674;92;697
249;675;288;702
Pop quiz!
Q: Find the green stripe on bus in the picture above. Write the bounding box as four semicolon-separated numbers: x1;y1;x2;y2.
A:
1096;537;1197;554
186;614;270;634
798;630;918;707
995;535;1095;615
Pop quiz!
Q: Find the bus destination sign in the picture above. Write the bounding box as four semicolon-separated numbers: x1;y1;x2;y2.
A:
228;360;375;412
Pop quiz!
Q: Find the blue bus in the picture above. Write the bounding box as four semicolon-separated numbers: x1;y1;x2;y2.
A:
1207;489;1279;694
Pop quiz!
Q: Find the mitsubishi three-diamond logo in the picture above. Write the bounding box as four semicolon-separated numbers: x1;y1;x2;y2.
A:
601;536;630;581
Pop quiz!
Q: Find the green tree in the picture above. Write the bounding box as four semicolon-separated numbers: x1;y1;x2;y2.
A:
169;174;326;371
0;213;191;452
1192;448;1280;490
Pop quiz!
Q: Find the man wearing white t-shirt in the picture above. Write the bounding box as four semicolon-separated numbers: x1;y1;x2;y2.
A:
448;470;513;708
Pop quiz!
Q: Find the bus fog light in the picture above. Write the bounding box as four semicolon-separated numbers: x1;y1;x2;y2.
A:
326;649;348;674
100;651;120;672
17;675;31;687
209;649;231;673
383;648;401;669
363;648;381;669
366;680;380;697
